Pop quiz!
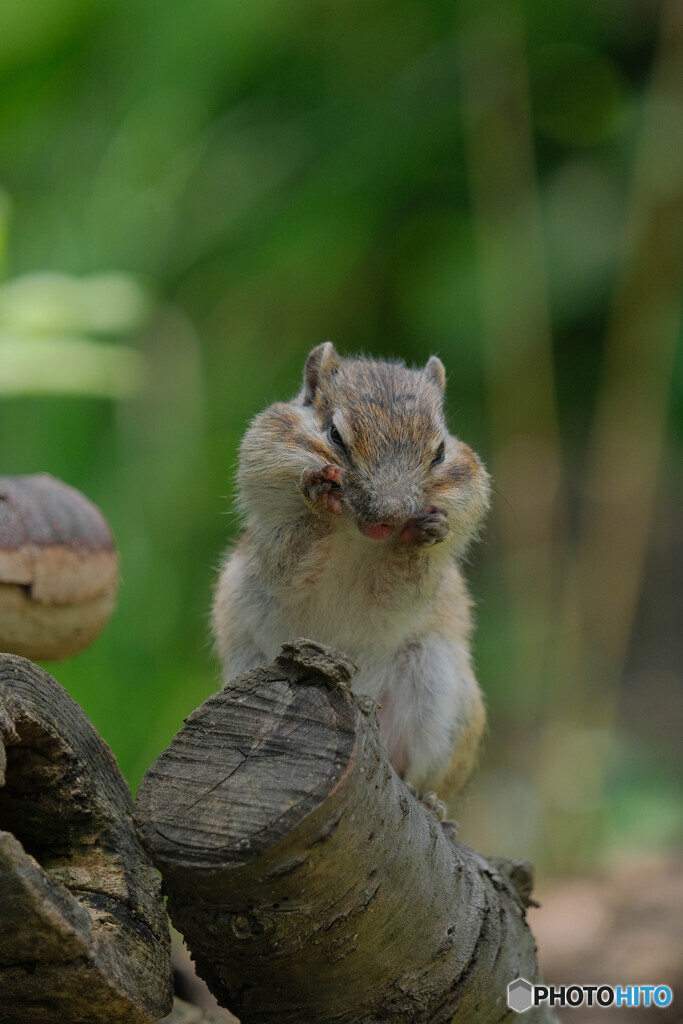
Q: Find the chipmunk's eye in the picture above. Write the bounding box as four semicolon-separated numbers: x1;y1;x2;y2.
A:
329;422;348;455
431;441;445;466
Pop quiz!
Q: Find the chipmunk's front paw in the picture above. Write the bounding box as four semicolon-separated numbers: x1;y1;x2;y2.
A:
300;464;343;515
420;790;458;840
421;790;448;820
398;506;449;545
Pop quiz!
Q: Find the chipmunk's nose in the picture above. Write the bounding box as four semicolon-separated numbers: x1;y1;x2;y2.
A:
356;489;418;540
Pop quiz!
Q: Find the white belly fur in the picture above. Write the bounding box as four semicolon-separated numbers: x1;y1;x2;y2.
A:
221;526;476;788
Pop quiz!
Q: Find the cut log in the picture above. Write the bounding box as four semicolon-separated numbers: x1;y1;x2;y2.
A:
0;474;119;660
0;653;173;1023
136;639;557;1024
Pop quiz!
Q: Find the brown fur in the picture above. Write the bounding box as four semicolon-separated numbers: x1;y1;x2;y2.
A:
213;343;491;803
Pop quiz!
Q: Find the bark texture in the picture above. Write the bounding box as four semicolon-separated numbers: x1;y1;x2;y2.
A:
0;653;173;1023
0;474;119;660
136;639;557;1024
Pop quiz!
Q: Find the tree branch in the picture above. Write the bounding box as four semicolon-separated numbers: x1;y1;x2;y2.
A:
0;654;173;1023
136;639;557;1023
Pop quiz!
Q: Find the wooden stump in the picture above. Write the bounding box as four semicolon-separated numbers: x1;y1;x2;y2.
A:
0;654;173;1023
136;639;557;1024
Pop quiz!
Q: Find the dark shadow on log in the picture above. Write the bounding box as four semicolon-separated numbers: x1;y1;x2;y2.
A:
0;653;173;1023
136;639;558;1024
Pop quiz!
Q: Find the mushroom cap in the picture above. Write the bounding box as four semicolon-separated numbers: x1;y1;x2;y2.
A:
0;474;119;659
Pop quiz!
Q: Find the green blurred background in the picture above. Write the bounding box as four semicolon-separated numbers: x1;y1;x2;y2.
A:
0;0;680;878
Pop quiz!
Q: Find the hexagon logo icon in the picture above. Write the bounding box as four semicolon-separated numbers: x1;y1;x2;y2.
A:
508;978;533;1013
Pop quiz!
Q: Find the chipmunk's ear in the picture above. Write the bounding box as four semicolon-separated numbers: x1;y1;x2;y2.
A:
303;341;339;404
424;355;446;396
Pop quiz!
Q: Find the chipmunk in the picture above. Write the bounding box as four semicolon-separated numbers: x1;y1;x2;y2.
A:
212;343;490;801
